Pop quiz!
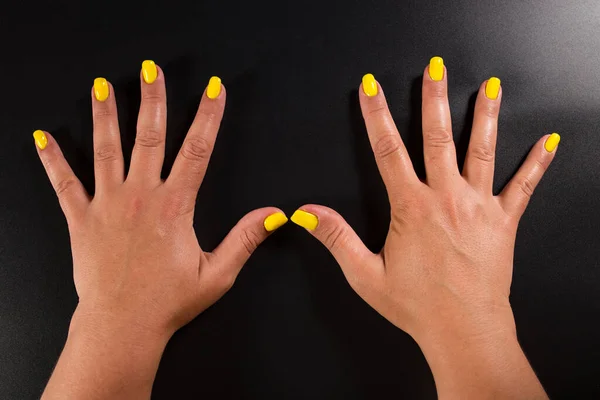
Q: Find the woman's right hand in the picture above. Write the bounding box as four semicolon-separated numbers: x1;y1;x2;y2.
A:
291;57;556;399
38;61;288;400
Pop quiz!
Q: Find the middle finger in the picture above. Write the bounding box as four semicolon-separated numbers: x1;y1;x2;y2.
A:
128;60;167;186
421;57;458;189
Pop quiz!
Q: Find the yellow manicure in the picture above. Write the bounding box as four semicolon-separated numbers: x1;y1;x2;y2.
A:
362;73;378;97
485;77;501;100
206;76;222;99
33;130;48;150
429;56;444;81
142;60;157;84
93;77;109;102
290;210;319;231
264;212;288;232
544;133;561;152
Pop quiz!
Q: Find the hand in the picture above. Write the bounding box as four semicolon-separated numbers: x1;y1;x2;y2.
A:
37;61;288;399
291;58;556;398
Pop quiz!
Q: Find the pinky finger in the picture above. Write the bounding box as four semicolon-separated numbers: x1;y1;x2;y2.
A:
499;133;560;218
33;130;90;224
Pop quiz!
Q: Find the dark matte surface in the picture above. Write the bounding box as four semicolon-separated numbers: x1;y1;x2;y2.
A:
1;0;599;398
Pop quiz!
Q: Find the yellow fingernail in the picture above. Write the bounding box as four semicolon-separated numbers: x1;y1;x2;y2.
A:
544;133;561;152
485;77;501;100
93;77;109;102
290;210;319;231
429;56;444;81
206;76;222;99
33;130;48;150
362;73;378;97
142;60;157;84
264;212;288;232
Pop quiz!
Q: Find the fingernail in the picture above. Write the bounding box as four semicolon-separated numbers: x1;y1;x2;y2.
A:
264;212;288;232
142;60;158;84
429;56;444;81
206;76;222;99
33;130;48;150
94;77;109;102
362;73;378;97
544;133;561;152
485;77;501;100
291;210;319;231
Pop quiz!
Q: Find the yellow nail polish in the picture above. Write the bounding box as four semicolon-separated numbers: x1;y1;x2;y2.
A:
429;56;444;81
485;77;501;100
93;77;109;102
544;133;561;152
33;130;48;150
142;60;157;84
290;210;319;231
362;73;378;97
264;212;288;232
206;76;222;99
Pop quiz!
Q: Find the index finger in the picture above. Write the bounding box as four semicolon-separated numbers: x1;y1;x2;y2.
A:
359;74;419;198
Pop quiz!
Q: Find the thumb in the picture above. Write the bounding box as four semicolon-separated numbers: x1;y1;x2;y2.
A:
210;207;288;276
290;205;381;279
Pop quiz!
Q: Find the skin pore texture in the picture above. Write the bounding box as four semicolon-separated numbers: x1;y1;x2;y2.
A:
36;57;556;399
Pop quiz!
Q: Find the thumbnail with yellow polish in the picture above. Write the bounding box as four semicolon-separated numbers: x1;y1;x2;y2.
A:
291;210;319;231
264;212;288;232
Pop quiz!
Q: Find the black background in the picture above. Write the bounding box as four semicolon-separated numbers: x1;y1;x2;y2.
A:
1;0;599;398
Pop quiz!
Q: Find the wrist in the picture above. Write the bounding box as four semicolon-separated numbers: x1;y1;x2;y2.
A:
409;295;516;348
69;304;173;352
43;306;171;399
409;301;544;399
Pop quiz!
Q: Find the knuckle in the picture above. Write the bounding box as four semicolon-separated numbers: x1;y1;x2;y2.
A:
141;92;164;102
439;190;457;208
197;107;218;119
438;190;461;221
323;224;346;252
534;158;549;172
240;229;262;256
424;127;453;148
367;105;388;118
479;102;500;118
217;272;237;292
135;128;164;149
180;137;212;162
196;106;220;123
94;144;119;162
469;143;495;163
93;108;114;118
499;212;518;231
425;83;447;99
161;195;182;219
516;176;535;198
55;177;79;197
373;133;402;160
391;198;415;224
124;194;145;221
